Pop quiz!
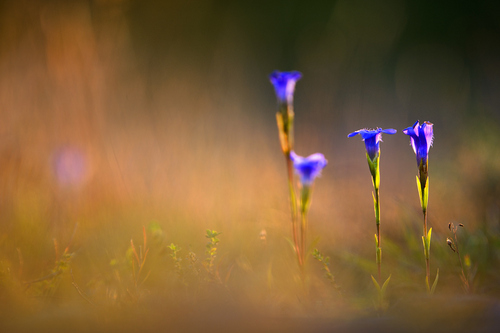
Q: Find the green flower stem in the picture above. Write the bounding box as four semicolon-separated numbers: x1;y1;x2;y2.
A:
417;161;431;291
277;103;302;269
423;209;430;289
374;186;381;284
300;185;311;266
368;153;382;284
417;168;432;292
287;153;302;267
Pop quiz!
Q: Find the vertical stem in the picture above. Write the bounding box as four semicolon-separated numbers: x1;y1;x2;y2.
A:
369;153;382;286
375;187;381;285
299;186;310;267
423;209;430;286
301;210;307;267
453;230;469;293
286;153;302;267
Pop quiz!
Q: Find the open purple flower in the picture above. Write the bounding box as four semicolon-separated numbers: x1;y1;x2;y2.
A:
403;121;434;167
269;71;302;106
348;128;397;161
290;151;327;186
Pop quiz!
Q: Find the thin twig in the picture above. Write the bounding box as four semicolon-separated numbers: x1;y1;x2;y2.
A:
70;269;96;307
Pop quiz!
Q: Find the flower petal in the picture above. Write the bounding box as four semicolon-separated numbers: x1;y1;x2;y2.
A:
423;121;434;152
348;127;394;160
403;120;433;167
382;128;397;135
347;131;361;138
269;71;302;104
290;151;327;186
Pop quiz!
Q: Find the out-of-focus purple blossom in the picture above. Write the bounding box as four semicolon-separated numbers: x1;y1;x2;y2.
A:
53;146;87;188
403;121;434;167
348;128;397;160
290;151;327;186
269;71;302;106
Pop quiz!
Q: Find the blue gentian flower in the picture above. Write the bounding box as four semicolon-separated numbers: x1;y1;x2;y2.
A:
348;128;397;161
403;121;434;167
269;71;302;105
290;151;328;186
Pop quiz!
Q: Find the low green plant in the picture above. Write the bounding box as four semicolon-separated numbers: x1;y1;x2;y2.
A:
312;249;338;289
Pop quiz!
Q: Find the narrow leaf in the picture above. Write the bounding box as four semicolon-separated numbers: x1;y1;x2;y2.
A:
131;239;140;265
430;268;439;294
371;275;381;293
416;175;423;208
381;274;391;296
423;177;429;210
284;237;297;254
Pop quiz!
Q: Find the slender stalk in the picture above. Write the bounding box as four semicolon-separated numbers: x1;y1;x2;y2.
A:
374;186;381;284
286;153;302;267
277;104;302;269
299;186;310;267
300;210;307;266
423;208;430;286
451;224;469;293
369;153;381;285
455;247;469;293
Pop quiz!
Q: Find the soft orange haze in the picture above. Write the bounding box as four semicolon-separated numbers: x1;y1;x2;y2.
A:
1;1;500;332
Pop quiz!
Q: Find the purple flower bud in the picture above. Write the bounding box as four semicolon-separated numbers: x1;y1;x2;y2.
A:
53;146;87;188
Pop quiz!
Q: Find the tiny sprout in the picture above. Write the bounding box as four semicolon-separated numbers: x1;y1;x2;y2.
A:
459;223;464;227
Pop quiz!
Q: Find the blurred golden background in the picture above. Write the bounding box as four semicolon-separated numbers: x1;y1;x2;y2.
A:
1;0;500;331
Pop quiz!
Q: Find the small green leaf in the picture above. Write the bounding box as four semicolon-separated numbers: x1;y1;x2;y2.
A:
422;228;432;259
376;246;382;265
371;275;381;293
416;175;423;209
423;177;429;211
284;237;297;254
381;274;391;296
430;268;439;294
